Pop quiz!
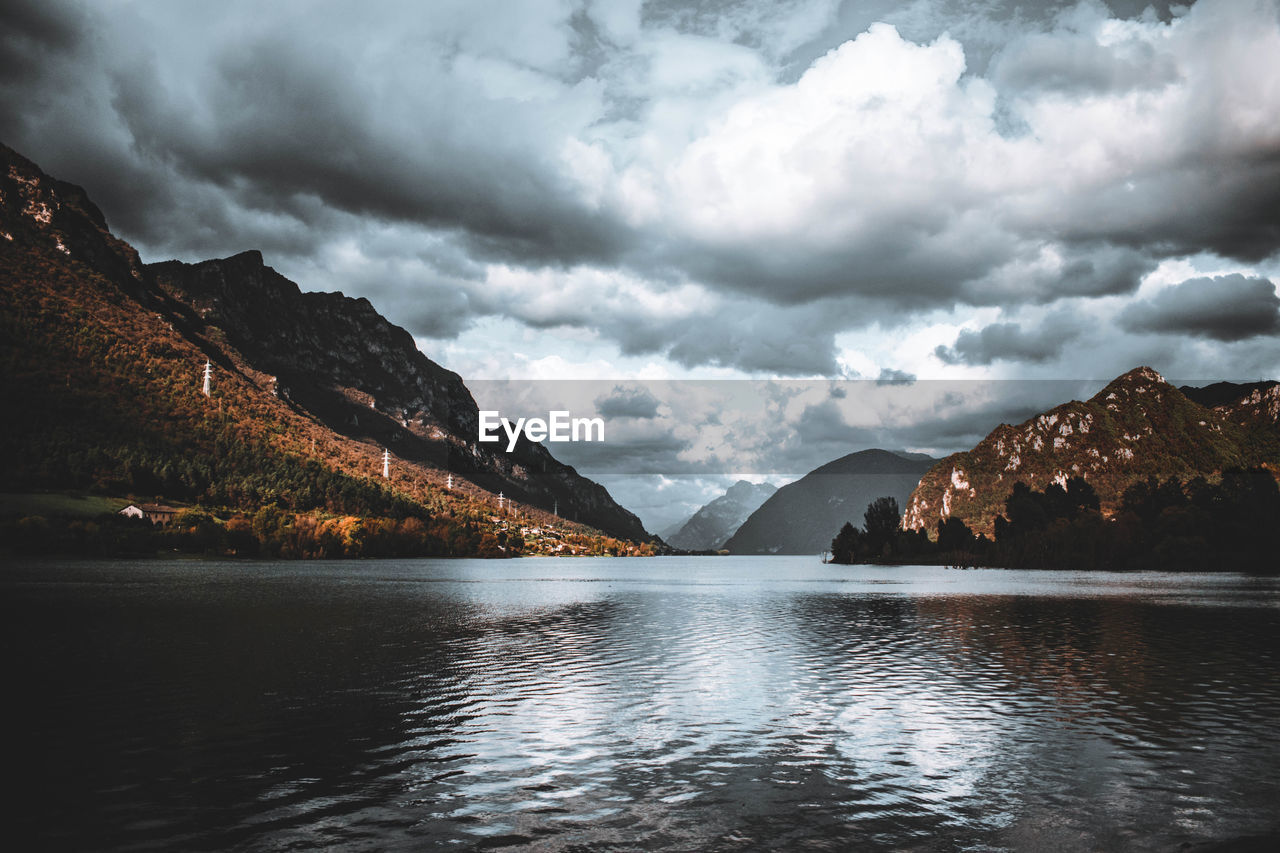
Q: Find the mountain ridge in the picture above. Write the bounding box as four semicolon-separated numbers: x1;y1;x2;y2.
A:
666;480;777;551
904;367;1278;537
0;142;649;548
146;250;648;538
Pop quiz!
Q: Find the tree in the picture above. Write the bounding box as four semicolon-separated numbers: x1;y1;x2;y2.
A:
936;516;975;553
1002;481;1048;536
830;522;861;564
1065;476;1100;513
863;496;901;557
1121;476;1185;526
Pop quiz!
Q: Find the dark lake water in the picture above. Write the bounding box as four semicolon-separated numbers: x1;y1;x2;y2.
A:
4;557;1280;851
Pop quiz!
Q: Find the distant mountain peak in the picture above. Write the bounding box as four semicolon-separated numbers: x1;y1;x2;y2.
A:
1090;365;1171;405
723;479;766;498
665;480;777;551
1;143;145;288
811;448;936;476
1129;365;1167;384
229;249;265;267
1180;380;1280;411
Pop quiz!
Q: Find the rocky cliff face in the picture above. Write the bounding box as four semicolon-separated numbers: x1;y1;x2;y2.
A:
1;145;145;289
0;142;648;542
666;480;777;551
904;367;1276;536
150;252;477;439
1222;383;1280;428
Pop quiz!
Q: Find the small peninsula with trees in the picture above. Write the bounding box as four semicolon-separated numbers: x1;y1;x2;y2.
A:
829;469;1279;572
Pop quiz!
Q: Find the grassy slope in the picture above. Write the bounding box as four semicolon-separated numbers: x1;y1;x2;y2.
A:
0;242;646;556
0;493;125;518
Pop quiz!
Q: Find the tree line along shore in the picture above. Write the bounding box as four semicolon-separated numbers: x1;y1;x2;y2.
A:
829;468;1279;572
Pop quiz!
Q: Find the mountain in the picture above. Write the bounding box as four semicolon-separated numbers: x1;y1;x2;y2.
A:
145;251;647;539
904;367;1279;537
666;480;777;550
657;519;686;541
1179;380;1278;409
724;450;936;555
0;142;648;548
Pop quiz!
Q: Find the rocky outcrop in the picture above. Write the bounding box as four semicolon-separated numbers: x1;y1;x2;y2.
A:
1;144;145;289
150;251;478;443
904;367;1272;537
1222;383;1280;427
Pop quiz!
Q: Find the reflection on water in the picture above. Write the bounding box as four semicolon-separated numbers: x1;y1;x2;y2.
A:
4;558;1279;851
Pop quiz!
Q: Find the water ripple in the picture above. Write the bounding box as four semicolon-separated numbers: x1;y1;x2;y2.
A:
4;558;1280;851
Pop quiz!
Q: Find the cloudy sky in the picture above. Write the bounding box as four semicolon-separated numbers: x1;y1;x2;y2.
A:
5;0;1280;529
468;377;1096;530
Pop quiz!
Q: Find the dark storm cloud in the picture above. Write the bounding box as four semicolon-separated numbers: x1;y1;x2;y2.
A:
595;386;662;419
1119;274;1280;341
876;368;916;386
2;0;1276;379
0;0;83;84
935;312;1083;366
2;0;629;272
666;331;838;376
890;398;1047;451
395;287;479;339
0;0;79;50
0;7;340;264
1040;157;1280;265
656;303;846;375
782;0;1193;83
662;229;1157;319
794;399;862;445
672;233;1010;308
1051;247;1158;299
105;35;628;267
990;17;1180;96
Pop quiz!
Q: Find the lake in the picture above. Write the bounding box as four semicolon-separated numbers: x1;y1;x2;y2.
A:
4;557;1279;851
